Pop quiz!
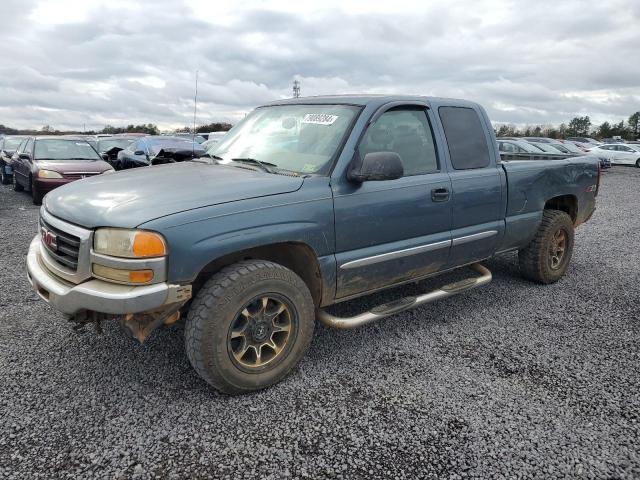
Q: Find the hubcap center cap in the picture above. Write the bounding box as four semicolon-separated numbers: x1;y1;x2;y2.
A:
252;321;270;342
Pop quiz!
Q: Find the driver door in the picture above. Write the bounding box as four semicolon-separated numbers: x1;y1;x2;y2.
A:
332;106;452;299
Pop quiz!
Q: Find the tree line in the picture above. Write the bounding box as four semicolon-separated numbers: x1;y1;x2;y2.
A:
495;112;640;140
0;122;233;136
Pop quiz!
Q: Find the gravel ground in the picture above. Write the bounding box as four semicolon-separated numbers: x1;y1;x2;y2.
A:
1;167;639;479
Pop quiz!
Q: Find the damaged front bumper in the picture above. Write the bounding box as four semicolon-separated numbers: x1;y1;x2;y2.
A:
26;235;191;334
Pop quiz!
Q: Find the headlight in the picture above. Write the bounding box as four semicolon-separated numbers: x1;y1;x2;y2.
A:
94;228;167;258
101;168;115;175
38;170;63;179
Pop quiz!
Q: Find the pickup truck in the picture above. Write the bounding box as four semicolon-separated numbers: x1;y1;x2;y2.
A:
26;95;599;394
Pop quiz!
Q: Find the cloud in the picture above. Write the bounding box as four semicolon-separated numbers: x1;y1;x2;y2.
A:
0;0;638;130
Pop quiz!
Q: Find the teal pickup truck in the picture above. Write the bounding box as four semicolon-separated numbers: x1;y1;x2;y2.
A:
26;95;599;394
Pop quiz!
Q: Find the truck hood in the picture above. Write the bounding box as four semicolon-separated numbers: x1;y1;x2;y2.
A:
44;161;304;228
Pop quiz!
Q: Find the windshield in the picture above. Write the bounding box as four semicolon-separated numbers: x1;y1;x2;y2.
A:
3;137;26;150
550;143;570;153
512;141;542;153
534;143;563;153
34;139;102;161
98;138;135;152
558;142;583;153
208;104;360;174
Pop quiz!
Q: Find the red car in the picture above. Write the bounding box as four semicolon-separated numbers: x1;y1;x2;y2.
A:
11;136;114;204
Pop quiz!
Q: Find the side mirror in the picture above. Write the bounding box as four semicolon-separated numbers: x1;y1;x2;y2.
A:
348;151;403;182
19;153;31;161
134;150;145;156
100;153;109;161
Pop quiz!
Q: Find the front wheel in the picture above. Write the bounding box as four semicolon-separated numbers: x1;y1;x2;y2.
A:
518;210;575;284
185;260;315;394
13;175;24;191
0;165;11;185
31;177;43;205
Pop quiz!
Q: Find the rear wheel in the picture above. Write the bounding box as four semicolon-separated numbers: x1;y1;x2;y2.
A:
185;260;315;394
635;159;640;168
518;210;574;284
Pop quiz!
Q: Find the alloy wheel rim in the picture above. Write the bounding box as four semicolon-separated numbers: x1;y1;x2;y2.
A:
228;295;294;370
549;229;567;270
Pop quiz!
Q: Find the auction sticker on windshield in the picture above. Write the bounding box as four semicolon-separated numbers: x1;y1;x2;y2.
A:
302;114;338;125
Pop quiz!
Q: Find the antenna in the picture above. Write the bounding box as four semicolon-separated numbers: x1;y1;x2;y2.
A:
192;70;199;156
293;79;300;98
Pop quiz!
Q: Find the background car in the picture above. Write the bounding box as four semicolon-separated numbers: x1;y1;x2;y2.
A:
567;137;601;145
95;136;137;166
174;132;207;144
497;138;546;154
0;135;28;184
201;132;228;150
552;140;585;154
522;137;575;155
589;144;640;167
115;136;206;170
525;142;565;154
11;136;113;204
559;139;591;153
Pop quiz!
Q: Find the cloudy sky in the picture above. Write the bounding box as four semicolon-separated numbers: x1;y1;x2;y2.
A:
1;0;638;131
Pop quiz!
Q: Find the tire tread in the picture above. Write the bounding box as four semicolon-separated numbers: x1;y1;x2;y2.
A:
518;209;573;284
185;259;314;394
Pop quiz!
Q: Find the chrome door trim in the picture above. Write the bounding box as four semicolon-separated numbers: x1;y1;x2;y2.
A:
451;230;498;246
340;240;451;270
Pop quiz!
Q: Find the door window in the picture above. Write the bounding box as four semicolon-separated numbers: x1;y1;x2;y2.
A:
359;108;438;176
438;106;491;170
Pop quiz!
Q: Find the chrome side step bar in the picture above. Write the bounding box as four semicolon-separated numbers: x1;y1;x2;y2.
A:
317;263;492;329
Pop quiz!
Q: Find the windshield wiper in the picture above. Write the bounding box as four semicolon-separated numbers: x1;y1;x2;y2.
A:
230;158;277;173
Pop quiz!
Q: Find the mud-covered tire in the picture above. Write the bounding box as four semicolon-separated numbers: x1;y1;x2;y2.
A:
518;209;574;284
185;260;315;394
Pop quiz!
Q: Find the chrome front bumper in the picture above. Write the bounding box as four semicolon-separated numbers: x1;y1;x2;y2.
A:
26;235;188;315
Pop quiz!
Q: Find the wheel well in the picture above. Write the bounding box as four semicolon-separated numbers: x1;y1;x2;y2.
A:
544;195;577;224
194;242;323;306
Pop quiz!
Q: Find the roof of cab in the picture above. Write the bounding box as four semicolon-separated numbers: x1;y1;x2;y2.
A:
261;94;480;109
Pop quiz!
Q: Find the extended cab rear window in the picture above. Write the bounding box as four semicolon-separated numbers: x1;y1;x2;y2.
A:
438;106;490;170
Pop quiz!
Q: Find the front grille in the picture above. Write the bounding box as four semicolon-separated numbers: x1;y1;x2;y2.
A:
40;217;81;271
63;172;100;181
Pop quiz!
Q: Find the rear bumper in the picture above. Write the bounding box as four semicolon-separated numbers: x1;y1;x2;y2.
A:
26;235;185;315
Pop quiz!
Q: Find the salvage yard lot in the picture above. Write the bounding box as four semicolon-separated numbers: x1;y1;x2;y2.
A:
1;167;639;479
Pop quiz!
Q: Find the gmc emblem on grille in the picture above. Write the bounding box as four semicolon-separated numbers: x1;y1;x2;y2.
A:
41;227;58;251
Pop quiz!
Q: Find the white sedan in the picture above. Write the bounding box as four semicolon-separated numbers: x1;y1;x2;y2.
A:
589;144;640;167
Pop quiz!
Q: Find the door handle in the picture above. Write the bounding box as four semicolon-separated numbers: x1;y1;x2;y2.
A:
431;187;450;202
